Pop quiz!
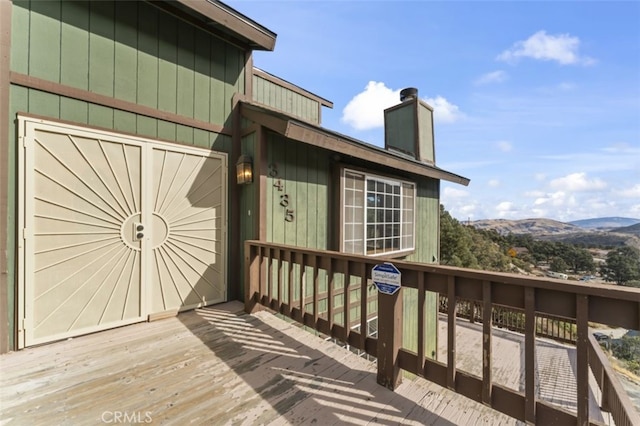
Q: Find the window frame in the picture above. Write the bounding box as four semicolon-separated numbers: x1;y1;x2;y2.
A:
340;167;416;258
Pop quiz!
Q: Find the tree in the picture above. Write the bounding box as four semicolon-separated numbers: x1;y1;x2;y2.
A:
601;246;640;286
550;257;569;273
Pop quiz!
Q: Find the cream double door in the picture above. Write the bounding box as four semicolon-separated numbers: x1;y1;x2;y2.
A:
18;117;227;348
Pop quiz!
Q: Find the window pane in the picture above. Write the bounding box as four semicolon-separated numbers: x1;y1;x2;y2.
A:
345;171;416;256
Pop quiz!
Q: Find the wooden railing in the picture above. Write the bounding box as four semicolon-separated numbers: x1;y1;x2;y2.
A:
245;241;640;426
588;332;638;426
439;296;578;344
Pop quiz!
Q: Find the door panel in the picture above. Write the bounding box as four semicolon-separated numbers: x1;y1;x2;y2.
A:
28;127;143;345
19;117;227;347
150;147;226;313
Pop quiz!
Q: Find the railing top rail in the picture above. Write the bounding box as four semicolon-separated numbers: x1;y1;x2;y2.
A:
245;240;640;302
588;333;640;426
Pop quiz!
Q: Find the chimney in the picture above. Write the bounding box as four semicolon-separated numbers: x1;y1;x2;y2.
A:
384;87;435;164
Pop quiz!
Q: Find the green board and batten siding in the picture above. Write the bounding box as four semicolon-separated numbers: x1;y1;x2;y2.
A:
265;132;330;249
6;0;245;350
253;74;321;125
263;131;439;359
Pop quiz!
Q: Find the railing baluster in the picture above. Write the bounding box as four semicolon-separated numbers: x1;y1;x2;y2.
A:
417;272;425;373
260;248;273;306
270;248;279;311
277;249;284;313
328;258;334;337
299;252;307;323
344;260;351;342
525;287;536;424
312;255;319;328
576;294;589;426
447;275;456;390
482;280;492;405
287;250;294;317
359;262;367;351
259;246;268;306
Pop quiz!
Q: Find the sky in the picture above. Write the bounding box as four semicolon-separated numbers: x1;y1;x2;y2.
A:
228;1;640;222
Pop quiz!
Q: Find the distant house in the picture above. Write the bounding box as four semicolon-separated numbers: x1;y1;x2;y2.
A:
0;0;468;353
508;247;529;258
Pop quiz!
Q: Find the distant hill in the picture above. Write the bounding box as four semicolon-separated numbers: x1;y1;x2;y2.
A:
613;223;640;236
470;218;581;235
469;217;640;249
569;217;640;229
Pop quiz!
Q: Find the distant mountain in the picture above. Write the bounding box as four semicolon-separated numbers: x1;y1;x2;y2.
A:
470;218;581;235
569;217;640;229
469;217;640;249
613;223;640;236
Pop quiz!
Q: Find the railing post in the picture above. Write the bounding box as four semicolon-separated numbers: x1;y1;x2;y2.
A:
576;294;589;426
244;242;260;314
377;287;403;391
524;287;536;424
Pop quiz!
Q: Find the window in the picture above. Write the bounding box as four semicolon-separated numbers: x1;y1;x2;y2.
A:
342;169;415;256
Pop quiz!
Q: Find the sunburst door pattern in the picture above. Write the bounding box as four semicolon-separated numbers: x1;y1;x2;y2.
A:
149;148;226;312
29;128;143;344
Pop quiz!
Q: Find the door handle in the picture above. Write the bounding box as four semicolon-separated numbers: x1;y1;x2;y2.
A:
133;223;144;241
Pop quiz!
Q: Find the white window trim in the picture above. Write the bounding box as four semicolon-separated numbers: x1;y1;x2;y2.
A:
342;168;416;257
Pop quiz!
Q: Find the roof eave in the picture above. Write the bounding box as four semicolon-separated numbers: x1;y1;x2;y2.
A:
240;101;470;186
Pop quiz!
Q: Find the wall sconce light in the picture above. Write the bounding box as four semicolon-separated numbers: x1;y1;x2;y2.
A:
236;155;253;185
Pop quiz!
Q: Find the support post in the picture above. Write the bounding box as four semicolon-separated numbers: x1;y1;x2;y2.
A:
244;242;260;313
377;288;403;390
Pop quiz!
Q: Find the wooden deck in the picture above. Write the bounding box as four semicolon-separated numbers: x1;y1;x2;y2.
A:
0;302;609;425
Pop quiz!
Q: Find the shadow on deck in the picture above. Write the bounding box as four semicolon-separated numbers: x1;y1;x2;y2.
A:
1;301;518;425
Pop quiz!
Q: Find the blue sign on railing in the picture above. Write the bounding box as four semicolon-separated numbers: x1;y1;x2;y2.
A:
372;262;401;295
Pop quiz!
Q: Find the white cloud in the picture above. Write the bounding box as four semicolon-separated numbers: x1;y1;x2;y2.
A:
525;190;545;198
341;81;462;130
488;179;500;188
549;172;606;191
443;187;469;199
475;70;508;85
497;30;595;65
495;201;516;218
341;81;399;130
615;184;640;198
496;141;512;152
534;191;578;208
423;96;462;124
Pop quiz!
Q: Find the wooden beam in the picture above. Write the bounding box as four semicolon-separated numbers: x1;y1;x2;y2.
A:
173;0;276;51
417;272;425;374
447;276;456;390
0;0;12;354
10;72;231;136
244;243;259;313
524;287;536;424
376;284;403;390
482;280;492;405
576;294;589;426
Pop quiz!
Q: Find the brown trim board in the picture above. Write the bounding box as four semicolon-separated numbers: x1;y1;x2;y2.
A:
10;73;232;136
253;68;333;108
173;0;276;51
0;0;11;354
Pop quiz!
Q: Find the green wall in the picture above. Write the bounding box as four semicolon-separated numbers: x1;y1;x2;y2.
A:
262;131;440;361
253;74;321;125
11;0;245;128
265;132;330;249
5;0;244;351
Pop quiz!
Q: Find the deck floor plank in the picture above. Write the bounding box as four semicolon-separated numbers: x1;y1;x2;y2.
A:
1;302;610;425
